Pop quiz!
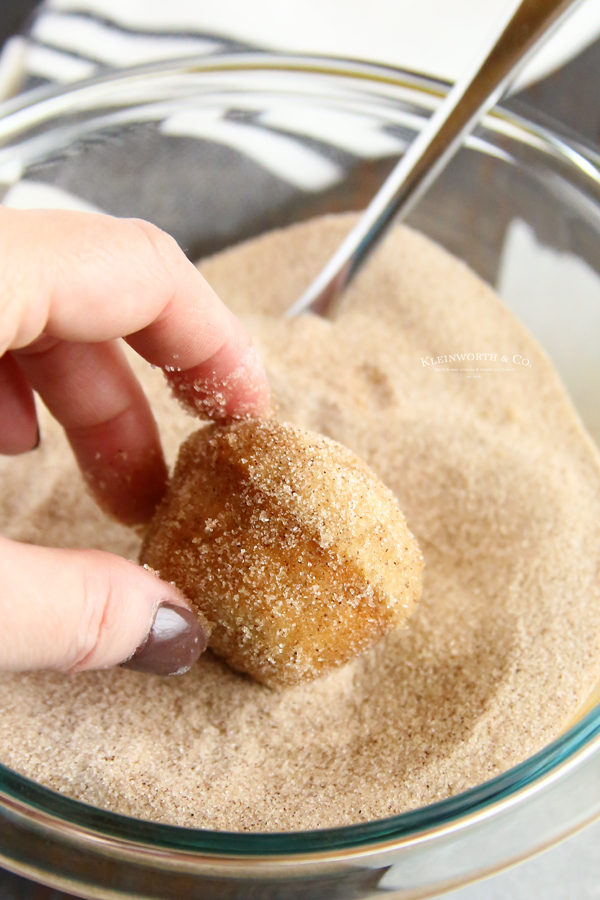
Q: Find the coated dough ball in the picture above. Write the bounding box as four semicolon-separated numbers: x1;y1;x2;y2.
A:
141;420;422;687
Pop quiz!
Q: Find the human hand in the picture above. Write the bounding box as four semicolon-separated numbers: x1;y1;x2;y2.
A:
0;208;270;676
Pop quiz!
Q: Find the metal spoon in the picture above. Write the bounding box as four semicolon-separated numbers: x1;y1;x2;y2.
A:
286;0;584;319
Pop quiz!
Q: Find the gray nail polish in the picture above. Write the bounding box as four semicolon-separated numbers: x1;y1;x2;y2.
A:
121;601;207;676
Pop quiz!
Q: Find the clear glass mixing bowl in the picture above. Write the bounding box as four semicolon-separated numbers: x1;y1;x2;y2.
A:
1;55;600;900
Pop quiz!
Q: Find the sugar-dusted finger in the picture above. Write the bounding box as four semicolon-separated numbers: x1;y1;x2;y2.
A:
1;209;270;421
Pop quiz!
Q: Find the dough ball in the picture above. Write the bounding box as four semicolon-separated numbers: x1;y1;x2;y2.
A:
141;420;422;686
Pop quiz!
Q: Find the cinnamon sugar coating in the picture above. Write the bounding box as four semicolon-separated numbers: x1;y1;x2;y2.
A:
141;419;422;686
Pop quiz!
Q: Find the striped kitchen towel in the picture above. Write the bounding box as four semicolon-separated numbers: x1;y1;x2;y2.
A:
3;0;600;98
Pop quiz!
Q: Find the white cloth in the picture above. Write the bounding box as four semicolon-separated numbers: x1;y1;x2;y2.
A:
1;0;599;97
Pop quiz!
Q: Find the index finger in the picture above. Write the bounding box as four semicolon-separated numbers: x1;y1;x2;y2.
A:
2;208;271;421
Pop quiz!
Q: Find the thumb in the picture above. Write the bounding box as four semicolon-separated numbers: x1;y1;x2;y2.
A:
0;536;208;675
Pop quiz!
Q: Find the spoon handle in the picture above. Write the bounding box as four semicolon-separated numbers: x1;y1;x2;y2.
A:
286;0;583;319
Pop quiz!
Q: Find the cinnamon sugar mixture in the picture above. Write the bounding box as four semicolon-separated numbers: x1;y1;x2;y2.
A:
1;215;600;831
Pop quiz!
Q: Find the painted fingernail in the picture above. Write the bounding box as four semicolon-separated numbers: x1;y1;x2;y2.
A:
120;601;208;676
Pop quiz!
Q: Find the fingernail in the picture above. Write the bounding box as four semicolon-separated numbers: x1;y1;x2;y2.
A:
120;601;208;676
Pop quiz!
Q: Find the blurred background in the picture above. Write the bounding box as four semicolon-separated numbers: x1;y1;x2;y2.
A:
2;0;600;142
1;1;600;898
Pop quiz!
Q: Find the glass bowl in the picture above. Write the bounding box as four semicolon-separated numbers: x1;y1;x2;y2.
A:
1;55;600;900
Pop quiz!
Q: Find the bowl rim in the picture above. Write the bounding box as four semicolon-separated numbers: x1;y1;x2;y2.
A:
1;51;600;861
1;705;600;861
